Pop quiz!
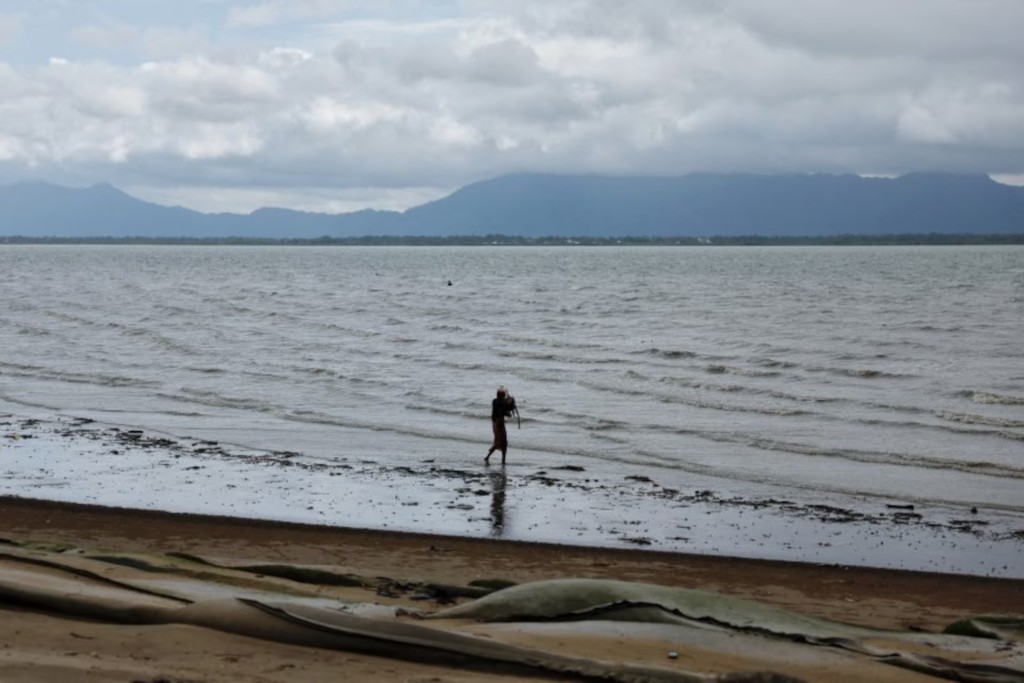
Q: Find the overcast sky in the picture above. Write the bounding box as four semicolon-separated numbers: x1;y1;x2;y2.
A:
2;0;1023;213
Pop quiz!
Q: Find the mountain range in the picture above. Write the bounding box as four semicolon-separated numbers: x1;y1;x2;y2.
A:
2;172;1023;239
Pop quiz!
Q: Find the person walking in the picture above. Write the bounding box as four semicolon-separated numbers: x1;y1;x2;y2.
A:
485;386;516;465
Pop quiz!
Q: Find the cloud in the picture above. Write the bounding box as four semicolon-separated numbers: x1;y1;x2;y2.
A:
731;0;1024;61
259;46;313;68
139;56;280;119
71;21;142;51
0;13;20;45
390;37;545;87
227;2;288;29
0;0;1022;212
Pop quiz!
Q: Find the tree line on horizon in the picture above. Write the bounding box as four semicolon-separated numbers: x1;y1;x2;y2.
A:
2;233;1022;246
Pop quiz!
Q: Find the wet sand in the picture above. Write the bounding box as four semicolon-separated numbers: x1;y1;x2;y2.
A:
4;413;1022;578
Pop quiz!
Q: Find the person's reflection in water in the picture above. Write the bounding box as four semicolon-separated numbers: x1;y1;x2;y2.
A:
489;469;508;537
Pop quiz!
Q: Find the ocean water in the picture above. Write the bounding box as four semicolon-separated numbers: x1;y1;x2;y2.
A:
1;244;1022;574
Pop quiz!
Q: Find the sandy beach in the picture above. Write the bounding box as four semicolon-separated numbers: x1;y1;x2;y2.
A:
3;495;1023;682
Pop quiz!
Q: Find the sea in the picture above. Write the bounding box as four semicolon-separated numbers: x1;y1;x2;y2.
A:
1;244;1022;576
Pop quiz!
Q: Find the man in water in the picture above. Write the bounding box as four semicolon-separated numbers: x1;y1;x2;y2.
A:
485;386;516;465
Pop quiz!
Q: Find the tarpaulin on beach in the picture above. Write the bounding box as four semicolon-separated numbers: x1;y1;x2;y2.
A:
1;543;1022;683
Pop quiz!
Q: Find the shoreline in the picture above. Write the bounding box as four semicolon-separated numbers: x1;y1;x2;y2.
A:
3;410;1023;579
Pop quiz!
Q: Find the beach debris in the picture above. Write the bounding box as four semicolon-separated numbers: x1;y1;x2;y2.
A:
430;578;1024;681
623;537;653;546
0;546;800;682
4;537;1024;682
891;512;923;523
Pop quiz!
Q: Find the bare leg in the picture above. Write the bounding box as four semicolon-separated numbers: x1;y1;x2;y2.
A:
487;419;504;465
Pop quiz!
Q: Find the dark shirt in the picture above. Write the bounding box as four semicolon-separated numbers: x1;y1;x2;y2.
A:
492;396;512;421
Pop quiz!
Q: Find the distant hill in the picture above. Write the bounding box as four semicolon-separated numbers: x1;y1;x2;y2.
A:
2;173;1022;238
403;173;1024;237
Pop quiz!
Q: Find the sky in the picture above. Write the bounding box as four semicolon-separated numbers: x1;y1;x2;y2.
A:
1;0;1023;214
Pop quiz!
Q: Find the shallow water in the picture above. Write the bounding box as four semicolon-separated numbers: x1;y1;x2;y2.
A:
1;245;1022;575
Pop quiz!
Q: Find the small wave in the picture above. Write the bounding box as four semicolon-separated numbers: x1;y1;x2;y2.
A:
836;352;890;361
600;373;1024;443
286;408;481;447
644;348;698;360
236;368;292;383
705;364;780;377
440;341;475;351
44;310;94;325
937;411;1024;429
746;437;1024;480
536;407;629;433
810;366;909;379
434;360;493;372
286;366;348;383
317;323;380;338
659;375;841;405
186;367;226;375
965;391;1024;406
70;373;154;388
166;388;278;414
496;349;624;365
0;361;154;388
93;320;197;355
585;376;815;413
154;304;194;317
0;360;47;374
496;350;558;362
756;358;798;369
840;368;886;378
577;378;808;417
588;420;626;433
505;335;608;353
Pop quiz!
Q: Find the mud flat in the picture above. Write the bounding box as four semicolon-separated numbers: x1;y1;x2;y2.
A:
2;413;1022;578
